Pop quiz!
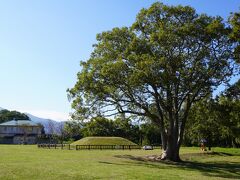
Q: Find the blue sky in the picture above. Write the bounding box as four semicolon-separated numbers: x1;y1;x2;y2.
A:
0;0;239;121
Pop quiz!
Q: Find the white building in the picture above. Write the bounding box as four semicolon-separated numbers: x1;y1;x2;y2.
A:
0;120;42;144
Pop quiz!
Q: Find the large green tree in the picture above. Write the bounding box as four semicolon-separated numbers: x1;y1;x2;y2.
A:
185;92;240;148
229;11;240;63
68;3;238;161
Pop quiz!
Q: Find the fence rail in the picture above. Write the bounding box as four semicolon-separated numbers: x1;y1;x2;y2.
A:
37;143;141;150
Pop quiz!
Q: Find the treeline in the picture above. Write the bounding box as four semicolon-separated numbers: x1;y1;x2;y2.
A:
62;80;240;147
0;110;29;123
63;117;161;145
184;80;240;147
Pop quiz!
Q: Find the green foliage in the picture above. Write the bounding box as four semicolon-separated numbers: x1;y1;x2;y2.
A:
79;116;140;144
64;121;83;141
217;97;240;146
0;109;29;123
229;11;240;62
184;81;240;147
68;2;239;160
140;122;162;145
68;2;237;129
81;116;115;137
223;79;240;100
65;116;164;145
113;118;140;144
184;98;220;146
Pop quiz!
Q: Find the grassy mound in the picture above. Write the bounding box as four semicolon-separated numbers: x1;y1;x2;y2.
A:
71;136;137;145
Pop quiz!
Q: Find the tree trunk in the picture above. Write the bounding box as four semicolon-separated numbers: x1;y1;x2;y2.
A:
161;125;181;162
161;133;181;162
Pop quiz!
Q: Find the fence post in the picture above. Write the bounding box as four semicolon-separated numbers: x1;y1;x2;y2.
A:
68;144;70;150
61;144;63;149
55;144;56;149
88;145;90;150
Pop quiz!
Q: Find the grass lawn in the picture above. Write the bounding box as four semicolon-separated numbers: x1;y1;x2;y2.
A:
0;145;239;180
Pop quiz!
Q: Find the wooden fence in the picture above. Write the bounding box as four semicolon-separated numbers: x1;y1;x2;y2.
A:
37;144;141;150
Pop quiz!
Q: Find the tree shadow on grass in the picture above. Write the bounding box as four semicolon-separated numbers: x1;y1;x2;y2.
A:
114;153;240;179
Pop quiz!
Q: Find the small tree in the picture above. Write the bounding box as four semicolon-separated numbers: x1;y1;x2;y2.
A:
81;116;115;137
64;121;83;141
68;3;239;161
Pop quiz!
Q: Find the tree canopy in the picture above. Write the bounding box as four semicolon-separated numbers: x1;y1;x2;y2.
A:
68;2;239;161
0;109;29;123
229;11;240;62
185;81;240;148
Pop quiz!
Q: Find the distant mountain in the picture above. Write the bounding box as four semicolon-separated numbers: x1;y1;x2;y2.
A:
26;113;65;134
0;107;65;134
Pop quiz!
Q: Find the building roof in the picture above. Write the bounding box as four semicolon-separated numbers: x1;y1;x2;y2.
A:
0;120;40;126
